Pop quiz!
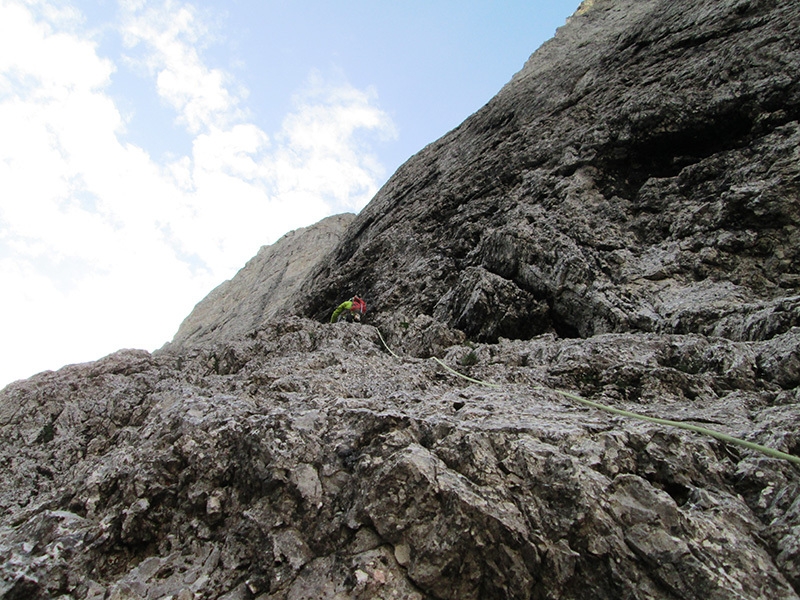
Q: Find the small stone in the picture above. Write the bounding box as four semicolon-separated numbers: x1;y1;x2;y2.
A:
206;492;223;515
354;569;369;585
394;543;411;566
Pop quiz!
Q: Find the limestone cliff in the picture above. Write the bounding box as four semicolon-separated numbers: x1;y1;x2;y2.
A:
1;1;799;599
297;0;800;345
168;213;355;349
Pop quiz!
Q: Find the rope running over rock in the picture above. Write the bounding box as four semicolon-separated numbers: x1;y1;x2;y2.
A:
375;327;800;466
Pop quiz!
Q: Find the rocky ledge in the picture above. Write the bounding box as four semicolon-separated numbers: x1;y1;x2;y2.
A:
0;317;798;599
1;0;799;597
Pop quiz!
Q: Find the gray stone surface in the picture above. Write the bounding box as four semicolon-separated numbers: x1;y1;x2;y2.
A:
297;0;800;345
0;320;798;598
168;213;355;348
1;0;799;598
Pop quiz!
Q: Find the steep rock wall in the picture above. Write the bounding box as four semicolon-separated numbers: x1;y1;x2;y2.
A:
2;1;800;598
168;213;354;348
297;0;800;344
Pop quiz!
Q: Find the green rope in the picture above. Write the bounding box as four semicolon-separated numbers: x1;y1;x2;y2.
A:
374;326;800;466
536;387;800;466
432;357;502;389
375;328;401;359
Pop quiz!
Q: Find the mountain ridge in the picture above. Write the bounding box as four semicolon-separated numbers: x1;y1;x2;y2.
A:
1;0;799;598
166;213;355;349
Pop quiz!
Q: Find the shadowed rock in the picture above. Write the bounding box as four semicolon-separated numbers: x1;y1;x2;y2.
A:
1;0;799;598
296;0;800;345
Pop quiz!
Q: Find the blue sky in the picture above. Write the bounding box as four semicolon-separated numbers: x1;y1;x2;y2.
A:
0;0;579;388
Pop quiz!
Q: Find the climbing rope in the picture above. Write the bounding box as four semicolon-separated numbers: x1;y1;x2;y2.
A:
374;327;800;466
539;387;800;466
375;327;401;360
432;357;502;389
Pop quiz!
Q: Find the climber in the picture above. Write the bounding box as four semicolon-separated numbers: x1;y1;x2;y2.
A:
330;296;367;323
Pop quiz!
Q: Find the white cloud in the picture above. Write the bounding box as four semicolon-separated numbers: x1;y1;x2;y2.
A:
274;74;398;212
120;0;239;133
0;0;397;389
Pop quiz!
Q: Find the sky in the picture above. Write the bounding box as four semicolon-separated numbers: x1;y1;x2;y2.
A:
0;0;579;389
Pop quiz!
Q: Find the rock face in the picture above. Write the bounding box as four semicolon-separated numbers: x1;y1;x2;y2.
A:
297;0;800;345
2;0;800;599
168;213;355;348
1;321;799;599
